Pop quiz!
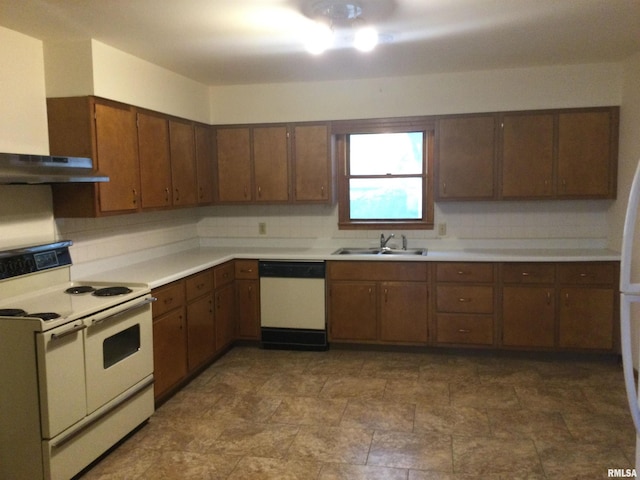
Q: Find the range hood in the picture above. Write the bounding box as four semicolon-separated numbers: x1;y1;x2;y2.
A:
0;153;109;184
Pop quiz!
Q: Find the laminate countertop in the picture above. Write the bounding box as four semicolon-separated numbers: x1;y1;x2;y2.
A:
75;245;621;289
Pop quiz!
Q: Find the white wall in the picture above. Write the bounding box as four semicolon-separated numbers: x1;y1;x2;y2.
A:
210;63;621;124
0;27;55;248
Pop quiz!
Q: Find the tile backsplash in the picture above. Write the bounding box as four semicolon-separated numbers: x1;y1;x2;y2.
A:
51;199;612;269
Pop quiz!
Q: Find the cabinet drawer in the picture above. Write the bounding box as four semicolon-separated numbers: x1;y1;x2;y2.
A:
436;262;494;283
327;261;428;281
185;269;213;301
556;262;615;285
502;263;555;284
436;314;494;345
235;260;259;279
436;286;494;313
214;261;235;288
152;280;185;317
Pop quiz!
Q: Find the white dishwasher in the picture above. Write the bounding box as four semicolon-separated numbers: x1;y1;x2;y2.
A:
259;261;327;350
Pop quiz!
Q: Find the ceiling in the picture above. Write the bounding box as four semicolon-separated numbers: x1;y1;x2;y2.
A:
1;0;639;86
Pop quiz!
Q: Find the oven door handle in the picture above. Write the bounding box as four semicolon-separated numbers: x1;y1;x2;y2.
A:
90;296;157;326
51;322;87;340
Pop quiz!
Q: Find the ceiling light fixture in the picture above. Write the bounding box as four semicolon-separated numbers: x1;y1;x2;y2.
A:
302;0;391;54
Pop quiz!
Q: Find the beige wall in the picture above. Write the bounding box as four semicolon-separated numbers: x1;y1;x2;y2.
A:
0;27;55;248
209;63;621;124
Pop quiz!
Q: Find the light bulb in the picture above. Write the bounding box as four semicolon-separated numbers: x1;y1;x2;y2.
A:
305;21;333;55
354;25;378;52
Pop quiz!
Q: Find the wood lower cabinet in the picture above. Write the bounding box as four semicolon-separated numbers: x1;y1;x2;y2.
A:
214;262;236;351
185;269;215;371
434;263;496;346
501;263;556;348
327;261;429;345
152;280;187;401
557;262;616;350
235;260;260;340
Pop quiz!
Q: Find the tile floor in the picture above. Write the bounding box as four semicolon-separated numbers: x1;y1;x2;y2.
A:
81;346;635;479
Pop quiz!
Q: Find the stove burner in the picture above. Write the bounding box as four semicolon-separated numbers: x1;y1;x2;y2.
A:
65;285;96;295
93;286;133;297
0;308;27;317
25;312;61;321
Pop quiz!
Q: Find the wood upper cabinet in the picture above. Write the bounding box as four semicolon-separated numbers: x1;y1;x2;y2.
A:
48;96;140;216
215;127;252;202
436;115;497;200
169;119;198;207
557;109;617;198
500;113;554;198
253;126;290;202
194;124;215;204
137;110;172;209
292;123;332;203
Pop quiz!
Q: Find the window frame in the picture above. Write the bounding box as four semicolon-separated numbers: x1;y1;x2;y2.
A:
334;117;435;230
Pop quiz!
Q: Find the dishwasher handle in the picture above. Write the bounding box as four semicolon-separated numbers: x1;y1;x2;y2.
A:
259;261;325;279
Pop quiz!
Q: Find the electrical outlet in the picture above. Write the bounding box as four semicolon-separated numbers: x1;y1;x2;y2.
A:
258;222;267;235
438;223;447;236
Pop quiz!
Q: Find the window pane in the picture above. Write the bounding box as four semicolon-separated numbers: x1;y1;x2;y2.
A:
350;178;423;220
350;132;423;175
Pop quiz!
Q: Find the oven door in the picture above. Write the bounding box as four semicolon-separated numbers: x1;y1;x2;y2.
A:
84;295;154;413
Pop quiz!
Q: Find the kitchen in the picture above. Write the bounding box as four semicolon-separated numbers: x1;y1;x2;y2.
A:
1;0;640;478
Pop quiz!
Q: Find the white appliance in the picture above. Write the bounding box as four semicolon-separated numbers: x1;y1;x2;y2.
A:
0;241;155;479
621;159;640;469
259;261;327;350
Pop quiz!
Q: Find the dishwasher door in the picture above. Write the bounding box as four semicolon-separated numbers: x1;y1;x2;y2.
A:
259;261;327;350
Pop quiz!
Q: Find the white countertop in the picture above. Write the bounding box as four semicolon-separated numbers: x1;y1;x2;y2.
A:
75;245;621;289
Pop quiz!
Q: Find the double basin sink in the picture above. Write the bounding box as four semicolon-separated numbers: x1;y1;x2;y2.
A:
332;247;428;256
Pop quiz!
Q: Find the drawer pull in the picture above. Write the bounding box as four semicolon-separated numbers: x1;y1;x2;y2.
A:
458;329;471;333
521;272;530;277
240;268;254;273
579;273;589;277
164;297;173;305
457;271;469;275
458;298;472;303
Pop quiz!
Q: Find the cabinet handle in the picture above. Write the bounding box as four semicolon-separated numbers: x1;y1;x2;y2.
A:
564;292;569;306
321;185;325;197
457;271;469;276
248;285;253;299
209;299;213;313
175;188;180;202
240;268;253;273
384;288;388;303
164;297;173;305
546;291;551;305
521;272;530;277
165;187;170;203
443;182;447;195
132;189;137;205
579;273;589;277
458;298;472;302
458;329;471;333
258;186;262;198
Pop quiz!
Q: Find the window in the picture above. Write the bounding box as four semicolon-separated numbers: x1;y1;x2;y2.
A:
335;119;434;229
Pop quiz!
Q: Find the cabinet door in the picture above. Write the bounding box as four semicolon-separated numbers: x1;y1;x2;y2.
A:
380;282;428;344
501;113;554;198
253;126;289;202
137;111;172;209
153;308;188;399
502;286;555;347
437;115;496;200
169;119;198;206
557;110;614;197
216;127;252;202
215;283;236;351
558;288;614;350
95;102;140;212
236;279;260;339
329;282;377;341
293;124;331;202
195;124;215;204
187;294;215;371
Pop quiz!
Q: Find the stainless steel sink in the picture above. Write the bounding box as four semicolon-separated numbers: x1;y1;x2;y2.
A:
332;247;428;256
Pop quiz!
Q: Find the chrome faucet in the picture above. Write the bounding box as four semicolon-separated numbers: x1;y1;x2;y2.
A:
380;233;395;249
